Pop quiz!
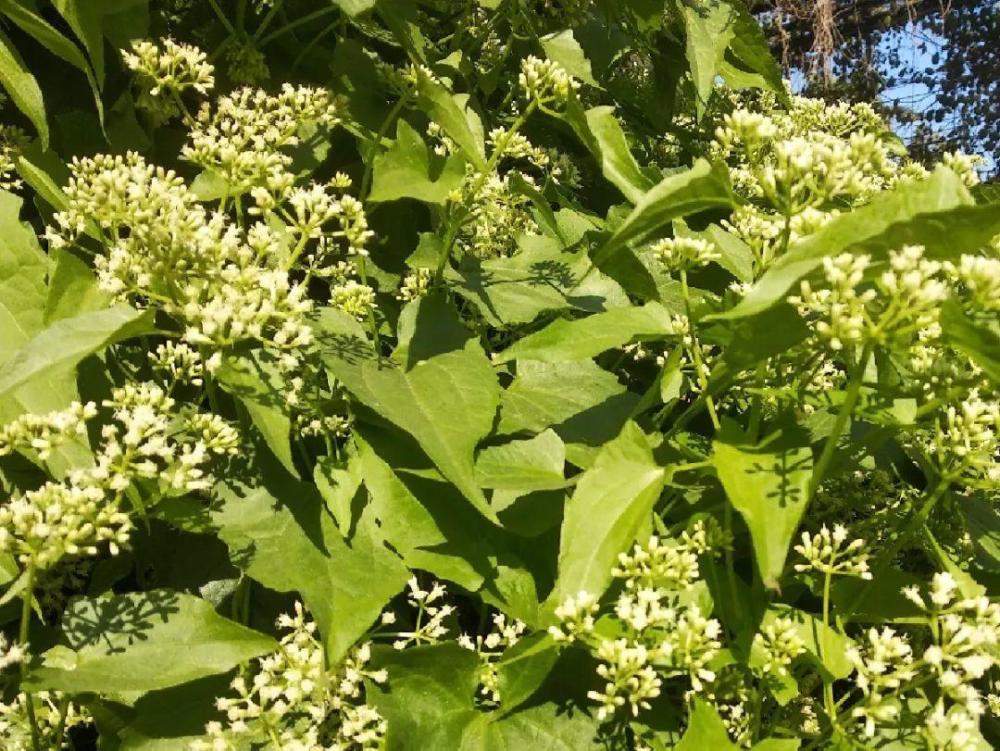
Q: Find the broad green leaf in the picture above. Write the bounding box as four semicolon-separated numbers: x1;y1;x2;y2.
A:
559;102;653;203
0;0;103;123
681;0;737;118
0;28;48;148
548;422;665;608
212;465;409;663
315;451;363;536
940;301;1000;384
370;644;603;750
540;30;598;86
727;0;789;103
475;430;567;492
592;159;734;267
332;0;377;14
703;223;755;283
369;118;466;203
752;740;801;751
51;0;145;86
108;674;228;750
0;191;47;365
717;168;1000;320
712;430;812;589
498;359;640;451
24;591;275;695
44;248;111;324
0;304;154;401
676;698;740;750
415;71;486;170
318;301;501;521
215;352;298;478
356;432;490;591
446;238;629;327
495;302;677;363
494;633;560;712
370;643;480;749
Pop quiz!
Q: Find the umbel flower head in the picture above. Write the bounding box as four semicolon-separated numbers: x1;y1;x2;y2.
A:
793;524;873;579
123;38;214;122
194;602;388;750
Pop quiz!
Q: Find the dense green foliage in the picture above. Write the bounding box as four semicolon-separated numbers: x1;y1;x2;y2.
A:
0;1;997;750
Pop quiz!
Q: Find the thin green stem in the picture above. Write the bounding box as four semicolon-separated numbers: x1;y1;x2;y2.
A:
821;571;836;724
680;269;720;430
259;6;338;46
252;0;286;40
809;341;873;499
19;563;40;751
207;0;237;35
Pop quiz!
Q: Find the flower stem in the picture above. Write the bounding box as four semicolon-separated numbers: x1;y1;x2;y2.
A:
19;563;40;751
809;341;872;499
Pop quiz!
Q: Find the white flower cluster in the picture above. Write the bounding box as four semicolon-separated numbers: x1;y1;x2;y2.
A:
396;268;433;302
0;117;26;191
551;533;721;723
0;401;96;461
947;253;1000;313
123;38;214;123
752;617;806;678
0;691;89;750
519;56;579;106
46;151;316;367
651;236;720;274
793;524;873;579
150;341;205;386
194;602;388;751
452;168;535;259
712;94;921;279
458;612;527;704
0;384;238;570
930;389;1000;489
183;84;338;195
846;573;1000;744
387;577;454;649
790;245;948;359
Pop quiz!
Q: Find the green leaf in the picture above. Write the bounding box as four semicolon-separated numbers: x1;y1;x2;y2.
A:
592;159;734;268
370;644;603;750
0;0;103;124
0;28;48;148
446;238;629;328
727;0;790;104
548;422;665;608
752;740;801;751
108;674;229;750
44;248;111;325
369;119;466;204
559;102;652;203
676;698;740;750
355;433;490;591
415;71;486;170
51;0;146;87
215;352;299;478
332;0;377;15
495;302;677;363
716;168;1000;320
0;191;47;366
712;429;812;589
24;591;275;696
540;30;598;87
498;359;640;454
475;430;567;492
0;304;154;402
318;300;501;522
315;451;364;536
213;467;409;664
495;633;560;712
940;301;1000;384
680;0;737;118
